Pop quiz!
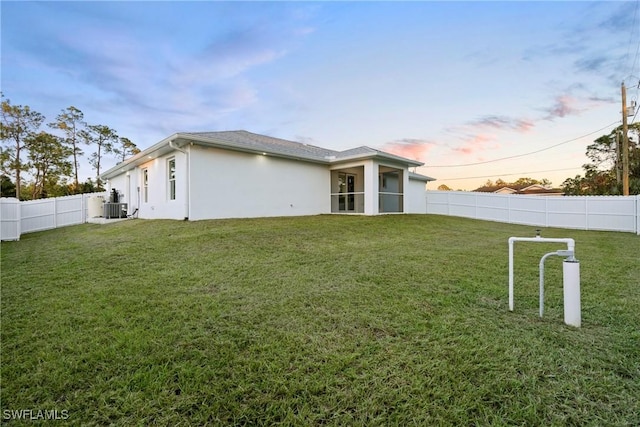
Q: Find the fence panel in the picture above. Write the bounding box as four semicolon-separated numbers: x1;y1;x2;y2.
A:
425;191;639;234
447;192;477;218
21;199;57;234
0;198;21;241
584;196;637;232
425;191;451;215
476;193;510;223
509;196;547;226
546;197;587;230
56;195;85;228
0;192;106;241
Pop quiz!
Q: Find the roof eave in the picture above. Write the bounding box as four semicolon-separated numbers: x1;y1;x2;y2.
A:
330;152;423;167
181;133;332;165
409;172;436;182
101;133;182;180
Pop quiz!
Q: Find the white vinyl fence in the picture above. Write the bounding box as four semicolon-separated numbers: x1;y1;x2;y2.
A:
425;191;640;235
0;193;107;241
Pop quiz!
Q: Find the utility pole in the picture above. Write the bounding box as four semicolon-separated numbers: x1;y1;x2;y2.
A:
621;82;629;196
615;131;621;187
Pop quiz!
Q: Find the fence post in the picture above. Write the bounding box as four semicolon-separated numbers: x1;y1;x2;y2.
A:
474;193;477;219
636;195;639;235
545;197;549;228
585;197;589;231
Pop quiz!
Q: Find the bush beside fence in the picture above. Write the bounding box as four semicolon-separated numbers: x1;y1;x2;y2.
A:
425;191;640;235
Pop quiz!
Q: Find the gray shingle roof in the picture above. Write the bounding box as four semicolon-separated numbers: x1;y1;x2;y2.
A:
101;130;426;180
181;130;339;161
180;130;422;166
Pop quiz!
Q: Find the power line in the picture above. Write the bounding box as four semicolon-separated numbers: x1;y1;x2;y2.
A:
439;167;580;182
624;0;640;81
427;121;620;168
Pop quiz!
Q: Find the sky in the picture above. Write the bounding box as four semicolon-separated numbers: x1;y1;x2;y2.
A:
2;1;640;190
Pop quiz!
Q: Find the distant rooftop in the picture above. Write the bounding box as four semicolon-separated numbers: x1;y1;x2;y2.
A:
473;183;563;195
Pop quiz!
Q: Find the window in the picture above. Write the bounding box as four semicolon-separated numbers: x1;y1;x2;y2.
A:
142;168;149;203
168;158;176;200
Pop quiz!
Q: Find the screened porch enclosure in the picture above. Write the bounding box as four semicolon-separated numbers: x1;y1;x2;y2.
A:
330;165;405;214
378;167;404;213
331;167;365;213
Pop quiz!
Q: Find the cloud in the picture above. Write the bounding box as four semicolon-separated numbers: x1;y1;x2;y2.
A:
596;2;639;33
380;138;435;161
544;95;579;120
574;56;610;73
588;95;615;104
522;2;631;82
452;133;497;156
175;26;289;86
442;114;532;157
542;92;612;121
5;1;318;136
467;115;534;133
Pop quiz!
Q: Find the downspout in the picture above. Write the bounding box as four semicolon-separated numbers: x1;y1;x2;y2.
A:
169;139;190;220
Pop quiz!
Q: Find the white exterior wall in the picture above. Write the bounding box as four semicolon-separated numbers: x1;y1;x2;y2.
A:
363;160;379;215
143;151;187;220
406;179;428;213
107;174;128;203
107;151;188;220
189;146;330;220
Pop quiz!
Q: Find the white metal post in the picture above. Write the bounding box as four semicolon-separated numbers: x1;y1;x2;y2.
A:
508;235;579;327
563;260;581;327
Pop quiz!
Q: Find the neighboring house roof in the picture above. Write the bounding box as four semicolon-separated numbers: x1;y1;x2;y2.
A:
101;130;435;181
473;183;563;195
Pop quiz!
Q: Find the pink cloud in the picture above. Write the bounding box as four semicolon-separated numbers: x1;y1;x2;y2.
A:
468;115;535;133
381;138;435;161
543;92;616;121
452;133;496;155
546;95;579;119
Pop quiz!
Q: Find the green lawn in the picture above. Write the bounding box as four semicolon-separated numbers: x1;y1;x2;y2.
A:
1;215;639;426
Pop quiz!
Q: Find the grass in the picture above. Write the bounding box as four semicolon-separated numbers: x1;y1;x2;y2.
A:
1;214;639;426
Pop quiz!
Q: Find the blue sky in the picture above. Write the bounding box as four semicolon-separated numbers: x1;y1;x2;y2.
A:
2;1;639;190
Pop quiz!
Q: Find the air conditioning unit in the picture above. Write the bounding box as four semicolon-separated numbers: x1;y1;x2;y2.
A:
103;203;127;219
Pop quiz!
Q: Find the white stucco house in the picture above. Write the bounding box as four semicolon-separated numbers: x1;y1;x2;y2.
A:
100;130;435;220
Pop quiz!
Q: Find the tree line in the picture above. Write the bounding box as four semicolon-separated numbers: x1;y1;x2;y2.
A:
0;94;139;200
562;123;640;195
438;177;552;192
437;123;640;195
